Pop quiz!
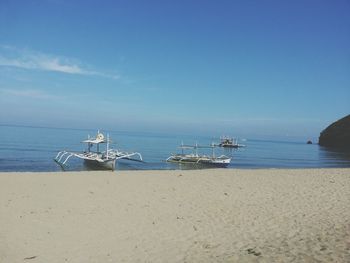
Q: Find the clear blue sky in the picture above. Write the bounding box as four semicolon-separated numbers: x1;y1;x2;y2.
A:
0;0;349;140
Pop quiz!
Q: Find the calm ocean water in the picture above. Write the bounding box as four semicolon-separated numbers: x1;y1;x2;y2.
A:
0;125;349;172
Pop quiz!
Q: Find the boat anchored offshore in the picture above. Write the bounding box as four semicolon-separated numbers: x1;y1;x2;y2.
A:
218;136;246;148
166;142;231;167
54;131;143;170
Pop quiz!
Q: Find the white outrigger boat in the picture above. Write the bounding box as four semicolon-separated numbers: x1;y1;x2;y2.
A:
54;131;143;170
218;136;246;148
166;142;231;167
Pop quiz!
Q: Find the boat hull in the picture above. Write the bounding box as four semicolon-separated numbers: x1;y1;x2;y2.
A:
84;159;116;170
167;156;231;168
220;144;245;148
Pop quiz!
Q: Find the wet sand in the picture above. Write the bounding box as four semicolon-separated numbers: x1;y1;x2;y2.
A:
0;168;349;262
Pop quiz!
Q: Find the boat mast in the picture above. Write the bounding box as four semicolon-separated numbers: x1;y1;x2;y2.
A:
97;130;100;153
87;134;91;152
107;133;109;159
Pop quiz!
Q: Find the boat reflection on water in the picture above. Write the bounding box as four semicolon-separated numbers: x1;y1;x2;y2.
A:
222;146;241;155
168;162;228;170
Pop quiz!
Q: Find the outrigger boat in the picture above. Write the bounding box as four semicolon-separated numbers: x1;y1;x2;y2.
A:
218;136;246;148
166;142;231;167
54;131;143;170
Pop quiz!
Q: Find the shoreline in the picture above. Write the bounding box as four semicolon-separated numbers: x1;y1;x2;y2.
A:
1;168;349;262
1;166;350;174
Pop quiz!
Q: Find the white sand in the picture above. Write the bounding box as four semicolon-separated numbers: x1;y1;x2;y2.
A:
0;168;349;263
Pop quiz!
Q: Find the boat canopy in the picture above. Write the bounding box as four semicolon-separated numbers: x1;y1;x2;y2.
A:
82;138;106;144
82;132;106;144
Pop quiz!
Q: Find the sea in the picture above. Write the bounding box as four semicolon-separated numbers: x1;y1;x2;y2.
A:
0;125;349;172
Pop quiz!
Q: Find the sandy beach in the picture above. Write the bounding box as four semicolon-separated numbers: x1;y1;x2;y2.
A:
0;168;349;263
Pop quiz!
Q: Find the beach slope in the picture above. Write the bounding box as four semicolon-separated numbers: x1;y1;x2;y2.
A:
0;169;349;262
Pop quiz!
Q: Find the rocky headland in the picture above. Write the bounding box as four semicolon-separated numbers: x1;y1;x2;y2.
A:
319;115;350;148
